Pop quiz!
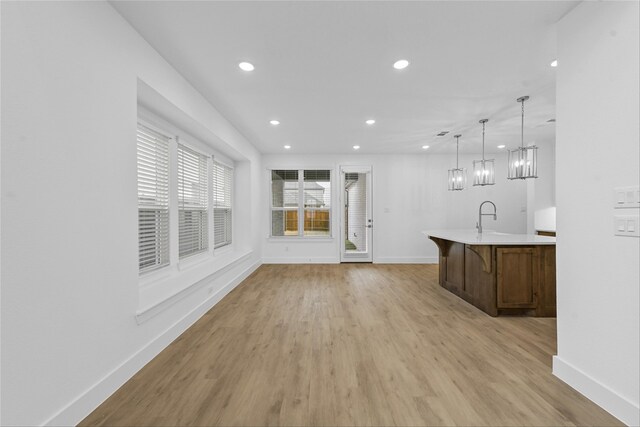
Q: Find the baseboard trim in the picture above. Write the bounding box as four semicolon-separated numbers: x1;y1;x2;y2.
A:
43;259;262;427
262;257;438;264
262;257;340;264
553;355;639;426
374;256;438;264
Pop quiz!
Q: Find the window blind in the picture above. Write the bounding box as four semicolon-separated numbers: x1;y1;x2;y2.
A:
178;143;209;258
213;161;233;248
137;124;170;274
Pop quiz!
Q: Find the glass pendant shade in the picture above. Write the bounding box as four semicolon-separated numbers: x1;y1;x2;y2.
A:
507;95;538;180
473;119;495;186
448;134;467;191
507;145;538;179
472;159;495;186
448;168;467;190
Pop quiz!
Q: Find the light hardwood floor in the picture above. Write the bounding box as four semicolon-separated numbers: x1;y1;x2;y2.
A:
81;264;621;426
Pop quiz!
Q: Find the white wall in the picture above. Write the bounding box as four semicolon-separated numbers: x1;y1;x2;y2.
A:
444;153;528;233
526;138;556;233
554;2;640;426
262;153;529;263
1;2;262;426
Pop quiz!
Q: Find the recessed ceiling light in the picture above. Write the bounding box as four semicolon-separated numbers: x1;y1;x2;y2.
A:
497;144;506;149
238;62;255;71
270;120;280;125
393;59;409;70
422;145;430;150
353;145;360;150
550;59;558;67
365;119;376;125
283;145;291;150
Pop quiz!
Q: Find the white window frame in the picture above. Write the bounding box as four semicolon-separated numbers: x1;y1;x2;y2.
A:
269;169;333;239
213;160;233;249
137;113;235;282
177;140;211;260
137;122;171;275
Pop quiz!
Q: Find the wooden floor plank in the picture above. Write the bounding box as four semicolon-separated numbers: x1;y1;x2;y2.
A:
80;264;622;426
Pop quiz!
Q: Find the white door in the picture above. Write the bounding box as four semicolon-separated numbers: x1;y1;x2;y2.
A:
340;166;373;262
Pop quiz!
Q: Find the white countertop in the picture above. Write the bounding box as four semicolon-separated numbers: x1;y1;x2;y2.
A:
423;229;556;245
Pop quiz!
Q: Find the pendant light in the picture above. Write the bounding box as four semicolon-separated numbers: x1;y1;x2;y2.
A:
448;134;466;191
472;119;495;186
508;95;538;179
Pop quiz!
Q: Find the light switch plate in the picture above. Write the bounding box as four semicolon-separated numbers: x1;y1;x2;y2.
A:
614;186;640;208
614;214;640;237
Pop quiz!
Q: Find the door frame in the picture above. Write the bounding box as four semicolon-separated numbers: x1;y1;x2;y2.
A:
339;165;373;263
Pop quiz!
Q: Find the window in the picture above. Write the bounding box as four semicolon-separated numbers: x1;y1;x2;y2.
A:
178;143;209;258
303;170;331;236
213;161;233;248
136;110;237;280
137;124;170;274
270;169;331;237
271;170;299;236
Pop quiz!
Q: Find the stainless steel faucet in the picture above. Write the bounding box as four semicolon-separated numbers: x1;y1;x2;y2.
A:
477;201;497;234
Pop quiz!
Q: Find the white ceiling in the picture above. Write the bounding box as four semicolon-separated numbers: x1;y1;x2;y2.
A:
112;1;577;155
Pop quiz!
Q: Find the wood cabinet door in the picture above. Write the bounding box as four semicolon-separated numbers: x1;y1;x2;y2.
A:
496;247;538;308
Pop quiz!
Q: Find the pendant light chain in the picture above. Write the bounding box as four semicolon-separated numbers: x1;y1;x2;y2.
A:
456;135;460;169
481;120;486;162
521;97;525;149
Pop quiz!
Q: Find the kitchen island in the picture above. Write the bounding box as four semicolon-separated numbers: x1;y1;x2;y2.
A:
423;229;556;317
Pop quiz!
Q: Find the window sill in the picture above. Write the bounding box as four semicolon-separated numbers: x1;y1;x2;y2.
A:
136;248;254;324
213;244;233;255
177;251;211;271
138;267;173;290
